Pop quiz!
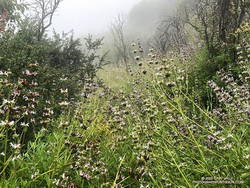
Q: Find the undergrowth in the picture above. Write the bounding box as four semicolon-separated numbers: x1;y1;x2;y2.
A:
0;21;249;188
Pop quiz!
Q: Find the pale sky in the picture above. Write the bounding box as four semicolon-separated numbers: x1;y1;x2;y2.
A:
51;0;141;37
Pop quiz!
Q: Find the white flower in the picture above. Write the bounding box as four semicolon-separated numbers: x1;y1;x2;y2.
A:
53;179;60;186
243;155;250;159
22;70;37;76
30;111;36;115
60;77;68;81
21;122;29;127
0;71;11;76
0;120;6;126
59;101;70;106
0;120;14;127
60;88;68;94
2;99;15;105
10;142;21;149
11;155;21;161
245;165;250;170
31;171;39;179
0;71;5;76
9;121;14;126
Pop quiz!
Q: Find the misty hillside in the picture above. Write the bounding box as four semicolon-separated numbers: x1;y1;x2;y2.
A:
0;0;249;187
127;0;177;37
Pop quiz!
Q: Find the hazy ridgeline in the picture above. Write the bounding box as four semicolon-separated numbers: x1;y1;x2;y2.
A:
0;0;249;187
102;0;180;65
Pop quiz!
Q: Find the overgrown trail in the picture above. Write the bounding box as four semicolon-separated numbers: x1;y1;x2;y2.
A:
6;47;250;187
0;0;249;187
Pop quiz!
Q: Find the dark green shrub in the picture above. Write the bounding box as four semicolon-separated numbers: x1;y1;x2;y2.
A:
0;23;106;178
187;46;235;107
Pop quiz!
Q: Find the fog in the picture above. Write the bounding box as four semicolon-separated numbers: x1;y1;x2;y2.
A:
51;0;141;37
127;0;178;39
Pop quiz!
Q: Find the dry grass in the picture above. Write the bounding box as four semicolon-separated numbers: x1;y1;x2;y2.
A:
97;66;131;89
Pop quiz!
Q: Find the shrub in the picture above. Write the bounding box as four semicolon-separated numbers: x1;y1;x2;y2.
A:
0;23;106;178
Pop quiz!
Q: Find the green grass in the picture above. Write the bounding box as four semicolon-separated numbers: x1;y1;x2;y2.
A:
1;55;249;187
97;65;131;89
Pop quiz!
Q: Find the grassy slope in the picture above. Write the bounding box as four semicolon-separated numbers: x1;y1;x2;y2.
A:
97;66;131;89
1;58;249;187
